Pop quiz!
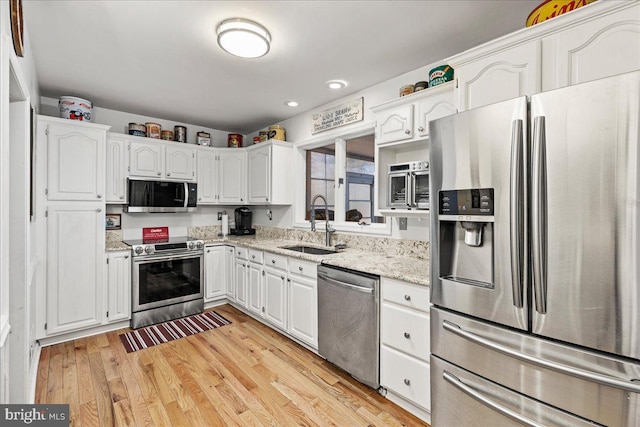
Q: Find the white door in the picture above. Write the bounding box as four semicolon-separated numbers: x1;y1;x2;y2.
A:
204;246;226;301
166;145;195;181
248;145;271;203
235;260;248;307
287;275;318;348
46;121;105;201
47;205;105;335
219;151;246;204
456;40;540;111
247;262;263;316
106;251;131;323
225;246;236;300
129;141;163;178
197;149;218;204
105;137;128;203
264;267;287;331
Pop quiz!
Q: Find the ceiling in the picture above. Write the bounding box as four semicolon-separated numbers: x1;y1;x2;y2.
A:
23;1;540;134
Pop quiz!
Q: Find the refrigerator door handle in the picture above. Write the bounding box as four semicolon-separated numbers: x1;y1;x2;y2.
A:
509;119;524;308
532;116;547;314
443;320;640;393
443;371;546;427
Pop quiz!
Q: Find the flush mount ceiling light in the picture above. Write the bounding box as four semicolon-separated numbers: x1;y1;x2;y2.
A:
326;80;347;90
285;100;299;107
216;18;271;58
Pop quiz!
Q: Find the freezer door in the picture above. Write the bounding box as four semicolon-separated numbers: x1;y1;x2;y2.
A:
431;356;603;427
429;96;528;330
530;71;640;360
431;307;640;427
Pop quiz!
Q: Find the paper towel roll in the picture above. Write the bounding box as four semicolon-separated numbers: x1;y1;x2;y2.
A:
221;214;229;236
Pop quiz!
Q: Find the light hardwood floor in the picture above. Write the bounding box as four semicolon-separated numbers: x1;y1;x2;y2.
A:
35;304;430;426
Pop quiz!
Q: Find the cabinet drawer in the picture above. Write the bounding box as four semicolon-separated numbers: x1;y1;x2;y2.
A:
381;303;430;362
264;252;287;271
248;248;263;264
288;258;317;279
235;246;248;260
381;277;430;313
381;346;430;410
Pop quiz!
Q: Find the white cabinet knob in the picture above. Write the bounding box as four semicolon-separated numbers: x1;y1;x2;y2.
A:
157;172;161;176
404;379;411;386
404;129;411;135
167;173;171;177
404;332;411;339
124;255;129;259
97;208;102;212
404;294;411;301
97;194;102;199
418;126;424;132
119;195;124;200
272;260;276;264
299;266;303;271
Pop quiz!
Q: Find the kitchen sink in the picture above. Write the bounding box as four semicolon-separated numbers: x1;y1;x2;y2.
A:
281;245;337;255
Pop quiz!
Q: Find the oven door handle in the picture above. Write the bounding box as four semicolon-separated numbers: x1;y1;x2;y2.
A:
133;252;203;264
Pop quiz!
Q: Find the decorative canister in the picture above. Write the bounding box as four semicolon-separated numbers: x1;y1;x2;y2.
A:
259;130;269;142
228;133;243;148
429;65;454;87
526;0;596;27
197;131;211;146
128;123;146;137
399;85;414;97
174;126;187;143
145;122;161;139
268;125;286;141
59;96;93;122
161;130;174;141
414;81;429;91
253;136;261;144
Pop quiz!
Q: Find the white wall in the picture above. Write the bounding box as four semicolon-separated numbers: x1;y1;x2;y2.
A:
40;96;237;147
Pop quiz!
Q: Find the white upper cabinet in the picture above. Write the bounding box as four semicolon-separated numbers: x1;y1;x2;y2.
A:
453;40;541;112
541;2;640;90
105;135;129;203
372;83;455;145
197;148;218;203
219;150;247;204
42;116;110;201
129;139;195;182
247;141;292;205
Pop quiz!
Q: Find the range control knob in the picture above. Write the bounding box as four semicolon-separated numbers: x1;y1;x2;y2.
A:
134;246;144;255
188;241;195;249
196;241;204;249
144;245;154;254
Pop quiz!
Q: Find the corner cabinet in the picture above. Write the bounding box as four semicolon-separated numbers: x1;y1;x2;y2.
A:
41;117;110;201
196;148;247;204
247;141;293;204
204;245;228;302
373;82;455;145
46;205;105;335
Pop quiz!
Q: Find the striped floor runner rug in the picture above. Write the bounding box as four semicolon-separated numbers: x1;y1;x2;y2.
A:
119;310;231;353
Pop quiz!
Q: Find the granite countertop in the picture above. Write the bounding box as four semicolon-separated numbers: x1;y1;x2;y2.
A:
106;234;429;287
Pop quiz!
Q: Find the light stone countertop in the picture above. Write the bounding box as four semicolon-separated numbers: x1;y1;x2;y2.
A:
106;234;429;287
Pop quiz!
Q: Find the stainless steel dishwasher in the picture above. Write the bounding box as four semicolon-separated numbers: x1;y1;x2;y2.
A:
317;264;380;389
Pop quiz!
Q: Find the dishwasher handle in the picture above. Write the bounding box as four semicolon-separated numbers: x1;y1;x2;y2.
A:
318;273;374;294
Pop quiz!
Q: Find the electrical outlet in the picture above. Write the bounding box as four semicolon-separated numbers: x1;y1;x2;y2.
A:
217;212;222;220
399;217;408;230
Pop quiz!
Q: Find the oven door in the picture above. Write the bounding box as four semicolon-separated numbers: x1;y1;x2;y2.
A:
132;252;204;312
388;172;411;208
412;171;430;209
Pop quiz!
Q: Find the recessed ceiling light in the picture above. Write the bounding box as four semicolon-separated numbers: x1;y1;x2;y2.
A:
326;80;347;90
285;101;299;107
216;18;271;59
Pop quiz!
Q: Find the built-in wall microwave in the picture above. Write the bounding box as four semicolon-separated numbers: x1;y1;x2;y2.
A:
124;179;197;213
388;161;430;209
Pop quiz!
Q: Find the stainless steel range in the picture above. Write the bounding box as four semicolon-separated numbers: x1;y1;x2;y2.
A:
124;236;204;329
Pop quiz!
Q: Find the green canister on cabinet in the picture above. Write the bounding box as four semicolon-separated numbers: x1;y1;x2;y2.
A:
429;65;454;87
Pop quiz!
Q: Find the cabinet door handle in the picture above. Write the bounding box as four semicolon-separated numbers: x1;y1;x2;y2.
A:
124;255;129;259
198;197;202;201
272;259;276;264
167;173;171;177
404;379;411;386
252;255;255;259
418;126;424;132
97;194;102;199
404;294;411;301
281;276;285;280
240;198;244;202
299;266;303;271
97;208;102;212
404;332;411;339
207;250;211;253
404;129;411;135
157;172;161;176
119;195;124;200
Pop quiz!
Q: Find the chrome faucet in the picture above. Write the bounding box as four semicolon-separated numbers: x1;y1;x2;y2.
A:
310;194;335;246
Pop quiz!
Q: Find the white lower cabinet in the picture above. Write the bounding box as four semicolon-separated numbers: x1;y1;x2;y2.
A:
263;259;288;331
204;245;228;302
106;251;131;323
46;205;105;336
234;258;248;308
224;246;235;300
380;277;431;413
287;258;318;349
247;260;263;316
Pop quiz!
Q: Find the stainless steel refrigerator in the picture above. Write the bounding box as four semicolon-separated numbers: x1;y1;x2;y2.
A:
429;71;640;426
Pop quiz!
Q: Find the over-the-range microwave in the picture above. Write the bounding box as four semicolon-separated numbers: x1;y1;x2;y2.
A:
388;161;430;209
124;179;197;213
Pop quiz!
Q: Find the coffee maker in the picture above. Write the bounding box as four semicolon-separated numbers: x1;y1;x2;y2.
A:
230;206;256;235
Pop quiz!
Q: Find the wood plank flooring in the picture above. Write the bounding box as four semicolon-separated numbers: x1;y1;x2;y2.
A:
35;304;430;427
